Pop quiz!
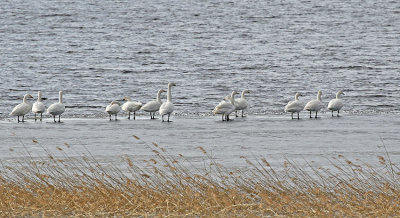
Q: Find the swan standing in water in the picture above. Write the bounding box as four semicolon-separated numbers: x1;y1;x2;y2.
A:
106;101;121;121
284;92;304;120
32;91;46;121
304;90;324;118
234;89;250;117
159;82;176;122
10;94;33;123
47;91;66;123
328;90;345;117
213;91;237;121
122;97;142;120
141;89;166;119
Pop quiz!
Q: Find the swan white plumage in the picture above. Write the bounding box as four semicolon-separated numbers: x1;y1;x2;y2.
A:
284;92;304;120
304;90;324;118
159;82;176;122
106;101;121;120
32;91;46;121
213;91;237;121
47;91;65;123
328;90;345;117
141;89;166;119
10;94;33;122
234;89;250;117
122;97;142;120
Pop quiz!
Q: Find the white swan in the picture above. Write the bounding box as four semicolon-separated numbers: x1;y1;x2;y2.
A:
10;94;33;122
32;91;46;121
304;90;324;118
47;91;66;123
234;89;250;117
284;92;304;120
159;82;176;122
141;89;166;119
106;101;121;120
213;91;237;121
328;90;345;117
122;97;142;120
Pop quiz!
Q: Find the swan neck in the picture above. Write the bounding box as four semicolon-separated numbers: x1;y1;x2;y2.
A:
336;92;341;99
59;92;63;103
156;91;162;102
241;91;246;99
167;86;172;102
317;92;321;101
38;92;42;102
23;95;29;103
295;95;299;101
230;93;235;104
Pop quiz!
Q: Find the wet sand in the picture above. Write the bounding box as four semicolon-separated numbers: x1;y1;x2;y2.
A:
1;113;399;169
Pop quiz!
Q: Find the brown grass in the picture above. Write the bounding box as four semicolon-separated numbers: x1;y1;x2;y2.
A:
0;136;399;217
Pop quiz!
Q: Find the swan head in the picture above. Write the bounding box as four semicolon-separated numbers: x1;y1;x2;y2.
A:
243;90;250;94
295;92;302;97
123;96;132;101
231;91;238;96
160;89;166;93
224;95;231;101
111;101;120;106
338;90;345;95
168;82;176;87
25;94;33;99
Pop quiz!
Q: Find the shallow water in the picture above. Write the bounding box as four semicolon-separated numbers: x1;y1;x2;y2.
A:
1;0;400;117
1;114;399;169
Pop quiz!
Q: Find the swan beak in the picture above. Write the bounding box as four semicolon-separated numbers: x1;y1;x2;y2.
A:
28;94;33;98
41;97;47;100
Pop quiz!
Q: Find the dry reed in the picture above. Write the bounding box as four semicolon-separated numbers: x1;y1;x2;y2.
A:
0;137;399;217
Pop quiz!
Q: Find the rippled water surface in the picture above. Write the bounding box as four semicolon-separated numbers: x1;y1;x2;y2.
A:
1;0;399;117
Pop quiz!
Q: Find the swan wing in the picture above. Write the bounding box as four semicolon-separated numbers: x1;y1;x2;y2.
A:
213;101;234;114
47;103;65;115
285;100;304;113
32;102;46;113
328;99;343;111
122;101;142;112
159;102;174;115
304;100;324;111
234;98;247;110
141;100;161;112
10;103;32;116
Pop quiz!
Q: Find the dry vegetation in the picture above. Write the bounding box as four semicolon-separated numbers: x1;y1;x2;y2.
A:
1;136;400;217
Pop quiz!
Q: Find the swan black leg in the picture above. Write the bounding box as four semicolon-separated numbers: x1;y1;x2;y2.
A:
128;112;131;120
331;111;333;117
115;114;117;120
34;113;37;121
40;113;43;121
54;115;57;123
315;111;318;118
167;114;170;122
17;116;20;123
109;114;112;121
310;111;312;118
291;113;293;119
242;110;244;117
297;112;300;120
22;116;25;122
221;114;225;121
162;115;164;122
235;111;238;117
134;112;136;120
58;115;61;123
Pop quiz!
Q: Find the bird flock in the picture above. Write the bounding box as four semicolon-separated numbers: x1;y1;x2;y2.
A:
9;82;345;123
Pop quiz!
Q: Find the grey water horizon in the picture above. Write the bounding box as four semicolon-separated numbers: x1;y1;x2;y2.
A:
1;0;399;119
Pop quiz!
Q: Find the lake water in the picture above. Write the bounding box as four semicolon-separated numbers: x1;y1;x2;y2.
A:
0;0;399;168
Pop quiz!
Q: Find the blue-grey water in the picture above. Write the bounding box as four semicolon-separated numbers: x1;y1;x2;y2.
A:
0;0;399;169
